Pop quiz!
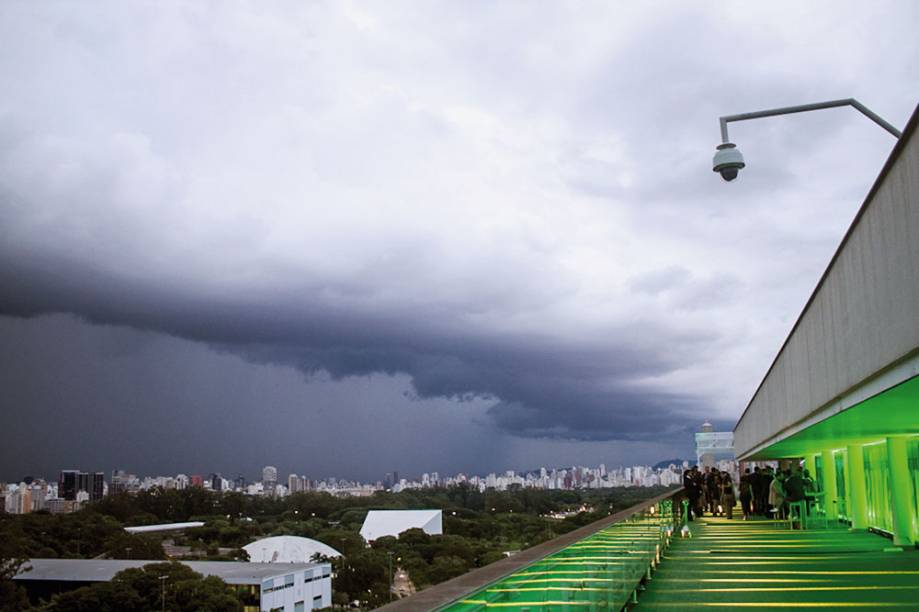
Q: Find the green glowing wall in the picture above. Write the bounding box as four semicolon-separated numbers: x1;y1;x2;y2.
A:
909;439;919;540
848;439;919;541
749;374;919;543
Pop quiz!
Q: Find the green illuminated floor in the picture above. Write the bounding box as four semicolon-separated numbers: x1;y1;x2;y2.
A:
637;514;919;609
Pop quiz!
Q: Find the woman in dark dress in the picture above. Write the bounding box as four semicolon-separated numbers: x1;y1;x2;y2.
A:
739;469;754;520
720;472;736;519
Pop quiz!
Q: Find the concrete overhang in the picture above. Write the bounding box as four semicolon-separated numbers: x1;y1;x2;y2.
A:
743;371;919;460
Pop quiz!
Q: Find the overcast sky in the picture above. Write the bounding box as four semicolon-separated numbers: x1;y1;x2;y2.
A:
1;2;917;482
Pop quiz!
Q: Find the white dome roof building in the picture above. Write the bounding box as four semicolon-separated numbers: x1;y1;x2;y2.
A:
243;536;342;563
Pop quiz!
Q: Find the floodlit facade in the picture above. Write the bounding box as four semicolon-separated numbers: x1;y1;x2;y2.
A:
14;559;332;612
359;509;443;542
734;104;919;546
244;535;341;563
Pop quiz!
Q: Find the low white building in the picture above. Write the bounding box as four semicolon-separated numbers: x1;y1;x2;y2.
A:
15;559;332;612
359;509;443;543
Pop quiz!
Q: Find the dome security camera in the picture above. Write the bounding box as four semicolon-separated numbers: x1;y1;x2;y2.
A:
712;142;745;181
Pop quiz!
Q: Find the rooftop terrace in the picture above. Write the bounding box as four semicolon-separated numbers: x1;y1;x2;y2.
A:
419;503;919;610
638;515;919;609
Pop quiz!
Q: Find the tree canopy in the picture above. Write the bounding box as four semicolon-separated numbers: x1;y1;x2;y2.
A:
43;561;241;612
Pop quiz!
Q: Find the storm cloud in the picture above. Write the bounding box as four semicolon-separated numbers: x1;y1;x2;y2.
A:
1;2;917;479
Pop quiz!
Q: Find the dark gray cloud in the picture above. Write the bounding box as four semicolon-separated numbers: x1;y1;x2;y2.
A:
0;247;710;444
0;314;710;480
1;2;917;478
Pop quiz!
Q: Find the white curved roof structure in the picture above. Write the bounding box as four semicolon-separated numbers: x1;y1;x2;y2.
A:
243;536;341;563
359;510;443;542
124;521;204;534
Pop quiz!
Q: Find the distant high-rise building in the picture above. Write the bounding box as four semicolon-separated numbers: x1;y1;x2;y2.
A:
111;470;128;494
262;466;278;487
61;471;105;502
77;472;104;501
234;475;247;490
11;486;32;514
111;469;139;495
92;472;104;501
59;470;80;501
190;474;204;488
30;482;47;512
210;473;223;492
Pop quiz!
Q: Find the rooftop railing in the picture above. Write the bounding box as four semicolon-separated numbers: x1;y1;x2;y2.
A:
379;487;684;611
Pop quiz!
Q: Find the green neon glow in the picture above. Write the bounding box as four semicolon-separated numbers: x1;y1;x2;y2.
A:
750;377;919;543
653;586;919;593
440;505;673;611
641;604;915;608
752;375;919;458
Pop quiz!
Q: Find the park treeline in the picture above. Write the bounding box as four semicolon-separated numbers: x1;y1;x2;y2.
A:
1;484;675;610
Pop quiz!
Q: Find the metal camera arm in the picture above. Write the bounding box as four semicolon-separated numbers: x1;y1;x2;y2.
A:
719;98;902;144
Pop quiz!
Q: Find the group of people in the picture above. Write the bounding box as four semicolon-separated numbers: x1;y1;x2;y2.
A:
683;464;819;522
682;466;737;520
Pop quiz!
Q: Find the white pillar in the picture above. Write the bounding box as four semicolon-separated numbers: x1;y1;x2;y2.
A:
845;444;868;530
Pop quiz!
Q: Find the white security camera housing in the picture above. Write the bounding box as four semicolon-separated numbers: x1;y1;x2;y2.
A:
713;142;745;181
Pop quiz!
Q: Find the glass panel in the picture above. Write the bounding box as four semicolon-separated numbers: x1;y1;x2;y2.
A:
835;451;848;519
908;439;919;541
439;495;677;610
863;443;893;532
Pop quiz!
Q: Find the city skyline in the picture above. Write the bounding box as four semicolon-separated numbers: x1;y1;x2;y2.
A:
3;457;701;517
2;3;918;480
3;455;696;490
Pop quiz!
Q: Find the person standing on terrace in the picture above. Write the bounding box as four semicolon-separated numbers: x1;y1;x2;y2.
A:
683;469;698;520
738;468;754;520
719;471;736;519
784;466;807;527
705;468;721;516
692;467;706;518
769;470;786;520
756;466;774;517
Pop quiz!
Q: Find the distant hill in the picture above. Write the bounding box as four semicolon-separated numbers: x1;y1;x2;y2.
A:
653;459;684;470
